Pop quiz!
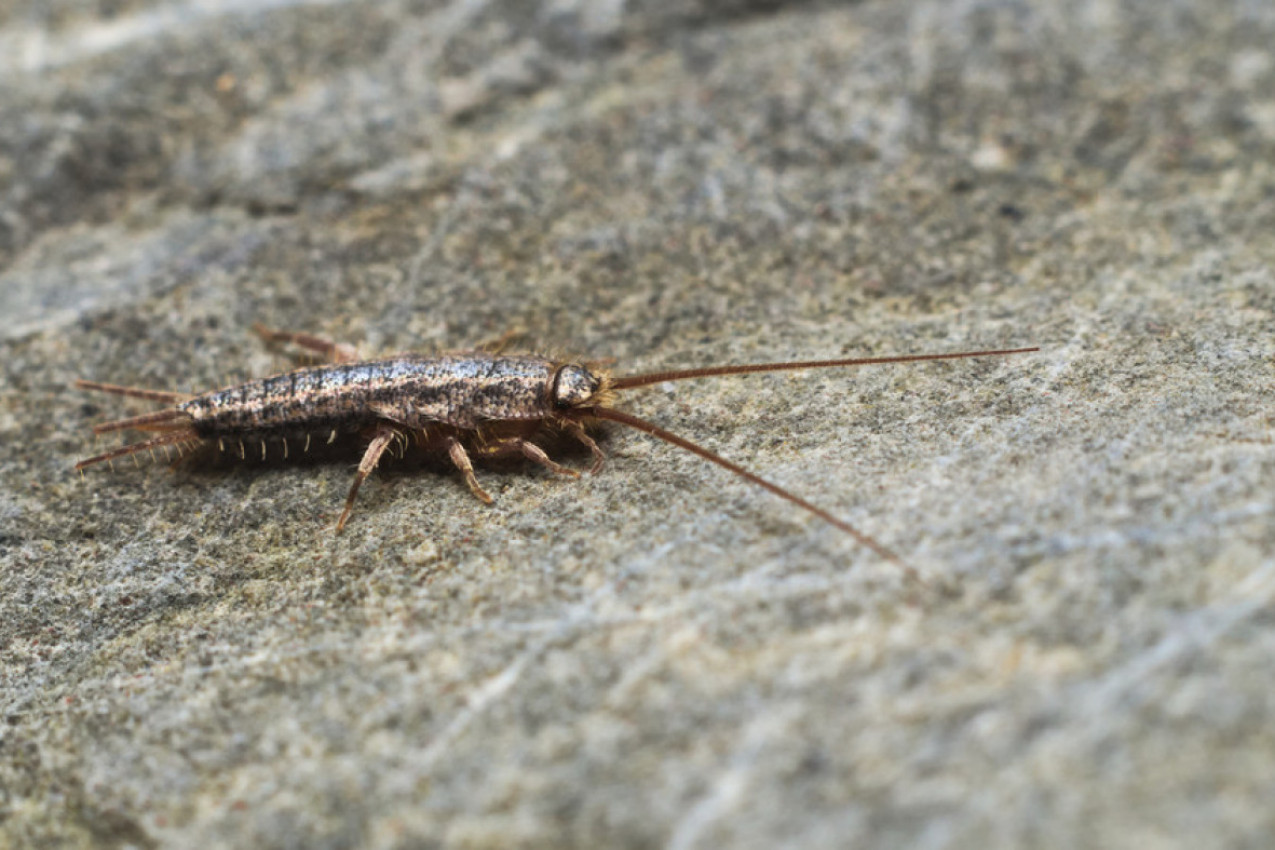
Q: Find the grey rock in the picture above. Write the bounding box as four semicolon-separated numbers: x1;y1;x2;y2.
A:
2;0;1273;848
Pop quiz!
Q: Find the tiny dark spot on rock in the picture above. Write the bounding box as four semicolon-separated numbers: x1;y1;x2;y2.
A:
798;749;829;775
246;200;298;217
998;203;1025;221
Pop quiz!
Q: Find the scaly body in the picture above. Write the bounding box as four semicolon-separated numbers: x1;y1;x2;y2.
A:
76;324;1038;570
183;354;569;437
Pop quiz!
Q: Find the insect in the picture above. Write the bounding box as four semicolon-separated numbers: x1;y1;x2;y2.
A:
76;324;1037;565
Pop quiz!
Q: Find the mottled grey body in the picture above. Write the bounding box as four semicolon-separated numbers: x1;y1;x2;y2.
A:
181;353;562;437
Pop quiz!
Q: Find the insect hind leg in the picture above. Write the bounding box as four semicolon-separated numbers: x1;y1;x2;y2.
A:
253;323;358;364
336;426;400;532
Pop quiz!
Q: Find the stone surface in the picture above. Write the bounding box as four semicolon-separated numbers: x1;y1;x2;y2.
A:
1;1;1273;847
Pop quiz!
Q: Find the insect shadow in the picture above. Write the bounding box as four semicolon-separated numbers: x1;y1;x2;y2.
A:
76;324;1038;572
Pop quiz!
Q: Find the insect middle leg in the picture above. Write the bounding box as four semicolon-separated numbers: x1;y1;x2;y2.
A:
445;437;494;505
253;323;359;364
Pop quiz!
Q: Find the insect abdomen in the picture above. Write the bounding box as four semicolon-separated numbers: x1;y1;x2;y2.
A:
181;364;377;438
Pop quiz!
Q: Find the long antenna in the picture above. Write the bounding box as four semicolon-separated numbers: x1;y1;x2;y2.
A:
611;347;1040;391
590;406;916;579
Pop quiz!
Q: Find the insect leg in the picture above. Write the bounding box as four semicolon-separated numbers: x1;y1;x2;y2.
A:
477;438;581;479
445;437;494;504
253;323;358;364
516;441;580;478
474;328;527;354
336;426;400;532
563;420;606;474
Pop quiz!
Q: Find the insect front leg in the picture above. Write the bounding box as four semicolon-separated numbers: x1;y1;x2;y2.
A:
253;323;359;364
563;420;606;474
336;425;401;531
477;437;581;479
445;437;494;505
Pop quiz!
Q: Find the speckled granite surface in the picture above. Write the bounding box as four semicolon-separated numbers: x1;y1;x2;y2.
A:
1;1;1273;847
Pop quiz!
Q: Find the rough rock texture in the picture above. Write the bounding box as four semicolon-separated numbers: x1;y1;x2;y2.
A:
2;1;1273;847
